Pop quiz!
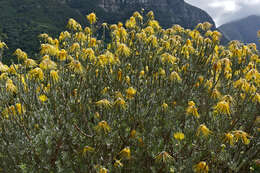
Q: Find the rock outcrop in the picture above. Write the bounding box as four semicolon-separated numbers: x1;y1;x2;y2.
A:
95;0;216;29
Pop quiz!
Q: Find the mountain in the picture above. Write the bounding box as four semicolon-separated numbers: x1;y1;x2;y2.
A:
218;15;260;47
0;0;217;62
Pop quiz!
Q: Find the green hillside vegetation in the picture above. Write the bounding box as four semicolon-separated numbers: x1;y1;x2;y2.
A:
0;0;86;62
0;12;259;172
219;15;260;48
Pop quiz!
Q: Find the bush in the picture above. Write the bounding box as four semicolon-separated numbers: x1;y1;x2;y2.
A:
0;12;259;172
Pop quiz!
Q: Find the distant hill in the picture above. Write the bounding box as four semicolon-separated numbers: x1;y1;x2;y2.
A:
218;15;260;47
0;0;220;63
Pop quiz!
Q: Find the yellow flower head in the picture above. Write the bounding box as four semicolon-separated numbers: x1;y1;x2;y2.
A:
96;99;112;108
0;41;7;49
233;130;251;145
24;59;37;68
213;100;231;115
114;97;126;109
39;58;57;71
155;151;173;163
39;94;48;102
224;132;234;146
114;159;123;167
95;121;111;134
58;49;67;61
116;43;130;57
197;124;212;137
0;62;9;73
13;48;28;61
67;18;82;31
119;147;131;160
6;79;17;94
28;68;44;81
83;146;95;155
15;103;26;115
169;71;182;83
68;60;83;74
193;161;209;173
161;103;168;110
40;44;58;56
173;132;185;141
126;87;137;99
87;12;97;24
50;70;59;83
186;101;200;118
99;167;108;173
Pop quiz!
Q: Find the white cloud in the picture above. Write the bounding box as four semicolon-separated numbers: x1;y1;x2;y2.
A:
185;0;260;26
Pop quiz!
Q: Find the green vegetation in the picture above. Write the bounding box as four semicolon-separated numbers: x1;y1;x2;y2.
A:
0;12;259;172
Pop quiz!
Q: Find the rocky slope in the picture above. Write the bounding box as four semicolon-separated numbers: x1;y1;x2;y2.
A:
218;15;260;47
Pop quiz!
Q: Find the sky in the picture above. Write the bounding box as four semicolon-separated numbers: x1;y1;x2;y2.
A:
185;0;260;27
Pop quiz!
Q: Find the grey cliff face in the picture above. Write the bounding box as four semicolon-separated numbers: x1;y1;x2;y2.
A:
97;0;215;29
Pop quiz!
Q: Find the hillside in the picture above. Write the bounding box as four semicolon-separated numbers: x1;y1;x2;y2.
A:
218;15;260;47
0;0;217;62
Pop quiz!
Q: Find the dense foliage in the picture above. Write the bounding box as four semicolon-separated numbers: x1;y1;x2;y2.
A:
0;12;259;172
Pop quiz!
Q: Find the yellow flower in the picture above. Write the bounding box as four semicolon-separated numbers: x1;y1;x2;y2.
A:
224;132;234;146
114;97;126;109
13;48;28;61
40;44;58;56
6;79;17;94
233;130;251;145
83;146;95;155
116;43;130;57
119;147;131;160
58;49;67;61
213;100;231;115
96;99;112;108
155;151;173;163
95;121;111;134
114;159;123;168
99;167;108;173
39;58;57;70
211;89;221;99
8;65;18;75
125;16;136;29
86;12;97;24
169;71;182;83
197;124;212;137
68;60;83;74
139;70;145;78
67;18;82;31
82;48;95;61
186;101;200;118
0;62;9;72
126;87;137;99
15;103;25;115
28;68;44;81
161;103;168;110
50;70;59;83
173;132;185;141
193;161;209;173
0;41;7;49
130;129;137;138
39;94;48;102
69;42;80;53
24;59;37;68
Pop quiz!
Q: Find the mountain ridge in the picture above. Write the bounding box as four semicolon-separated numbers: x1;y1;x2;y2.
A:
218;15;260;47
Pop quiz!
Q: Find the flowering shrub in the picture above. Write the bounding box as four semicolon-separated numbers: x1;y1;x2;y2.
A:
0;12;259;172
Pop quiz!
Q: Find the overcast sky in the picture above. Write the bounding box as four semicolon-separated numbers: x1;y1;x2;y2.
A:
185;0;260;27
